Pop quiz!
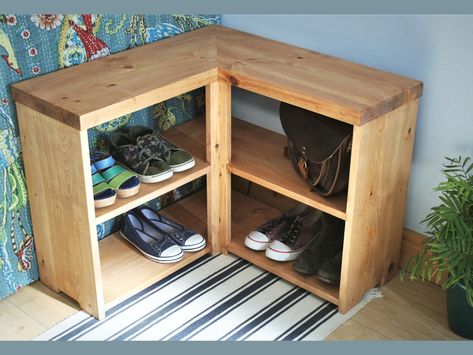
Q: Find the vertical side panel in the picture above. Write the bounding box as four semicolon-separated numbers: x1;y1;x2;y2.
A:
16;104;105;319
339;99;419;313
206;80;232;253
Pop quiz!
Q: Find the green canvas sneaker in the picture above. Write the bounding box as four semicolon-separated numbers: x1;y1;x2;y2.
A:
110;132;173;184
129;126;196;173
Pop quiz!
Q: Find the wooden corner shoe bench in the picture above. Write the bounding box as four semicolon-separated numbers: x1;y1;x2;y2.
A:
11;25;422;319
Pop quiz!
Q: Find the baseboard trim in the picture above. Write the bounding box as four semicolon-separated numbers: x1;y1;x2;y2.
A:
400;228;447;286
400;228;427;269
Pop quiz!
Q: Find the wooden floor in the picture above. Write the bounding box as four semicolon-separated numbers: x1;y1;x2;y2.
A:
0;273;463;340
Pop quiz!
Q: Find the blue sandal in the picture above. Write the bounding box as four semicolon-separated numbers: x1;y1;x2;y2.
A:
91;150;141;199
92;164;117;208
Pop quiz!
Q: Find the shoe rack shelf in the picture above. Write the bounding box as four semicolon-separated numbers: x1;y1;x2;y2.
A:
99;194;210;307
11;25;422;319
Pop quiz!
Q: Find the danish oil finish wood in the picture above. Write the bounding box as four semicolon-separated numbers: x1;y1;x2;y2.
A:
228;191;340;304
339;100;419;313
12;26;422;129
16;104;105;319
13;25;422;317
205;80;232;253
94;159;210;225
100;193;210;307
161;116;347;219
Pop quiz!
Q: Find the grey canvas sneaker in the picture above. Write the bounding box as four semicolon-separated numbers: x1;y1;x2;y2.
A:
265;208;323;262
244;204;308;251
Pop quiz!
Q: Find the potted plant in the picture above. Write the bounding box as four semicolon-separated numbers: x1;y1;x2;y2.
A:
401;156;473;339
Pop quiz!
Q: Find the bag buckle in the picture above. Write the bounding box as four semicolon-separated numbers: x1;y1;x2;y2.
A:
298;146;309;181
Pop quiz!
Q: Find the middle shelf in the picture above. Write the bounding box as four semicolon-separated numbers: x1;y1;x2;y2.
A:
162;116;347;220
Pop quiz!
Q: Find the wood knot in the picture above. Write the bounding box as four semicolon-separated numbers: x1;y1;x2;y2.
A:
228;76;239;86
408;128;412;134
123;65;133;69
107;83;117;87
296;56;303;59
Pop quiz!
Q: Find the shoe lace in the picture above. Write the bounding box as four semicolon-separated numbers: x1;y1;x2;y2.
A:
279;217;302;246
136;147;166;165
137;134;173;161
260;216;285;234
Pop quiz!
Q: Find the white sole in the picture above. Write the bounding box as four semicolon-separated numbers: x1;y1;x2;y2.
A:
137;169;173;184
120;232;184;263
244;236;270;251
94;194;116;208
181;239;206;252
265;247;303;262
117;182;141;198
170;159;195;173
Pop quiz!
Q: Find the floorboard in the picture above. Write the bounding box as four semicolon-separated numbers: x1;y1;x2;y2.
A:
0;273;463;340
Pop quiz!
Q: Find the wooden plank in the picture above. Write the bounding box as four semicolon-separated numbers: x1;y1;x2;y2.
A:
6;282;78;329
11;26;218;130
16;104;105;319
100;191;209;307
231;118;348;219
231;175;298;213
338;99;419;313
1;267;460;340
95;159;210;225
399;228;427;271
206;80;232;253
159;116;347;220
327;277;462;340
399;228;447;286
216;26;422;125
0;298;46;340
12;25;422;130
228;191;340;305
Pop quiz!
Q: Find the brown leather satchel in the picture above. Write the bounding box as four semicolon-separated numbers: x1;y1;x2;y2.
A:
280;103;352;197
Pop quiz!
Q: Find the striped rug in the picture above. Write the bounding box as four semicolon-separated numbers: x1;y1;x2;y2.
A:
36;254;376;341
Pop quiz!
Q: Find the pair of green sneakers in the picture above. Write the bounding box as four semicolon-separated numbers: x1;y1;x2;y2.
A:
110;126;195;184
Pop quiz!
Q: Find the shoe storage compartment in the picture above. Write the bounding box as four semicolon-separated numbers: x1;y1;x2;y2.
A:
12;25;422;318
162;115;343;305
99;190;210;307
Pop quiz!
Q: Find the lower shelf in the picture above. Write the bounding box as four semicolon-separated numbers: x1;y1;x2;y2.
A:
229;191;340;305
99;188;340;309
99;191;210;307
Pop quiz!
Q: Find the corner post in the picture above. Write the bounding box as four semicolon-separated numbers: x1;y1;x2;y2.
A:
205;79;232;254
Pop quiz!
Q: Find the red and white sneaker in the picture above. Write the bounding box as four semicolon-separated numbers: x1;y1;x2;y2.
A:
265;209;322;262
244;204;308;251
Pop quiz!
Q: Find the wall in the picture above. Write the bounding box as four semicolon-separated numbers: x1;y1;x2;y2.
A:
222;15;473;233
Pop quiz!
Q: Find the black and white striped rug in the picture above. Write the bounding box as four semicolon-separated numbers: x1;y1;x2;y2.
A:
36;254;376;341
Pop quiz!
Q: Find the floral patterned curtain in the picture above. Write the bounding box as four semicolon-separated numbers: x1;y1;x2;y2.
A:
0;14;220;299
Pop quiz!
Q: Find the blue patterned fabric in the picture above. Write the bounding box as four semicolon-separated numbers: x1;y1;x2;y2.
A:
0;14;220;299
